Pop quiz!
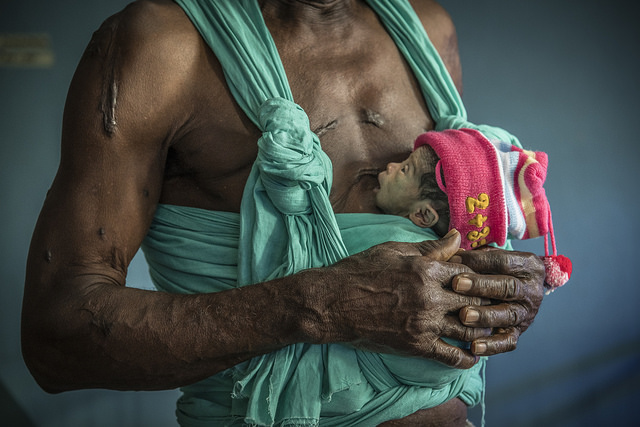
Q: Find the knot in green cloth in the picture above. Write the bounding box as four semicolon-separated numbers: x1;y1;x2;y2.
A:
257;98;332;215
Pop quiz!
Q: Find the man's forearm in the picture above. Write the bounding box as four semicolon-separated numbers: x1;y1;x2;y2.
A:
21;271;322;393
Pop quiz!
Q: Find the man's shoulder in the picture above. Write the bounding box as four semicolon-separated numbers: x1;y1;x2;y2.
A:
85;0;226;102
99;0;200;58
407;0;462;93
407;0;454;25
407;0;457;53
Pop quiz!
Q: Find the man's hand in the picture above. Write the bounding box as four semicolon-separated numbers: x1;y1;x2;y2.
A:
451;248;545;356
307;230;491;369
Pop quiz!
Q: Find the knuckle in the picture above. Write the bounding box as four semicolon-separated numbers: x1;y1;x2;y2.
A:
442;346;462;368
489;331;518;354
471;296;486;306
522;251;545;276
416;240;438;254
462;327;477;342
451;353;468;369
509;306;520;325
505;250;537;273
424;339;440;358
503;277;518;299
484;307;499;325
410;256;428;273
503;327;520;350
527;251;545;266
507;304;531;327
518;304;532;323
506;333;518;351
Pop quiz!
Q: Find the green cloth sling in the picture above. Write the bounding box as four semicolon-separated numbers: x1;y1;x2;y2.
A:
144;0;522;425
143;207;484;426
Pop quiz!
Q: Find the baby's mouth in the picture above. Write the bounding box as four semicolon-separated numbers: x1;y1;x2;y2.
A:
353;167;384;192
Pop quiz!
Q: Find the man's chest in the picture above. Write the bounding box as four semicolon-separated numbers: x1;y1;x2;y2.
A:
163;18;433;213
287;40;435;212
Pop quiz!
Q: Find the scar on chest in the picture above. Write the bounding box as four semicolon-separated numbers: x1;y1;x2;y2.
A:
361;108;385;128
313;119;338;137
313;109;385;137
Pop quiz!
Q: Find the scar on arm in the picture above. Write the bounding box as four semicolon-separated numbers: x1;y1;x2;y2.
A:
102;81;118;135
86;18;121;136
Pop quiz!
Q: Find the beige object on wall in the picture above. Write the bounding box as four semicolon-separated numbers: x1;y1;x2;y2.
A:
0;33;54;67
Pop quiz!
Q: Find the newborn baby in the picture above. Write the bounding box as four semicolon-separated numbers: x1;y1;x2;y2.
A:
374;128;571;291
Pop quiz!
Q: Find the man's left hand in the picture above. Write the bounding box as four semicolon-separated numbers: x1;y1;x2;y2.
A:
451;248;545;356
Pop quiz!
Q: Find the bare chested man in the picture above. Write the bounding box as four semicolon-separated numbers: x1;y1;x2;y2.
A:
22;0;545;425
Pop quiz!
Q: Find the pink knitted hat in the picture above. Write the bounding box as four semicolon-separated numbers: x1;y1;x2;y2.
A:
413;128;571;291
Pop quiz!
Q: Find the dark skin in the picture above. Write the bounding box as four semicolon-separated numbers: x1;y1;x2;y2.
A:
21;0;545;425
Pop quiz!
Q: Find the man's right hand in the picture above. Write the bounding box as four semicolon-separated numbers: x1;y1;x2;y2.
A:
302;229;491;369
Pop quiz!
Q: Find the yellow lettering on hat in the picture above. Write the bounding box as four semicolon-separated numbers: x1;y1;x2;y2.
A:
468;214;488;228
465;193;489;213
467;226;490;243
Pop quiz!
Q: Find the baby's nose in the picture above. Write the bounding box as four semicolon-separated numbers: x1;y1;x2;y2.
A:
387;162;399;173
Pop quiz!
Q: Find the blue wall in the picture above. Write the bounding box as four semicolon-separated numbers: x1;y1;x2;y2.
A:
2;0;638;426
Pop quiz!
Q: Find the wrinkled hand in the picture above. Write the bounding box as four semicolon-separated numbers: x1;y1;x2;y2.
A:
318;230;490;369
451;247;545;357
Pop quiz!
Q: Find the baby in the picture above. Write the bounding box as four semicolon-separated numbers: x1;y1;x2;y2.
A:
374;128;571;291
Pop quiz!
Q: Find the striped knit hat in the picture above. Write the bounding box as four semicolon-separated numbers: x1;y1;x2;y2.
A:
414;128;571;292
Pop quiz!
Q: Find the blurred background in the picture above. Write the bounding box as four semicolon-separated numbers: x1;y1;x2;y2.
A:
1;0;638;426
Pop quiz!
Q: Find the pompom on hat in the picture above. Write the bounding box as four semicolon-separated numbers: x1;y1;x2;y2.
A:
414;128;572;293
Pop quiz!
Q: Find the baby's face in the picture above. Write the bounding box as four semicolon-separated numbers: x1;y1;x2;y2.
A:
374;149;430;216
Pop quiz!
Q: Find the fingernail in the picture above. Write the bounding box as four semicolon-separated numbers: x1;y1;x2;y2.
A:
464;308;479;323
454;277;472;292
473;341;487;355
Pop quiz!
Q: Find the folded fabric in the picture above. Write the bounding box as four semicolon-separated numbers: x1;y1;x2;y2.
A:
142;204;485;426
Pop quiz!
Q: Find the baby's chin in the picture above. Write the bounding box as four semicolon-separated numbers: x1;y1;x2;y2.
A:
373;175;382;193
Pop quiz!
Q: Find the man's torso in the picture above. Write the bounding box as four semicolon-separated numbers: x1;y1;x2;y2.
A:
110;1;466;424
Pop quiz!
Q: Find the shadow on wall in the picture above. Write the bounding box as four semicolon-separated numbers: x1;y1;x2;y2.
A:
473;338;640;426
1;380;35;427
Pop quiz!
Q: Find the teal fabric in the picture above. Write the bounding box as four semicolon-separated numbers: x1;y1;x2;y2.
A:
142;0;517;424
142;206;485;426
238;98;348;285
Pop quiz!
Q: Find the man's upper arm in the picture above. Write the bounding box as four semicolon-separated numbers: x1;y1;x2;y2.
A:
25;2;195;298
409;0;463;95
